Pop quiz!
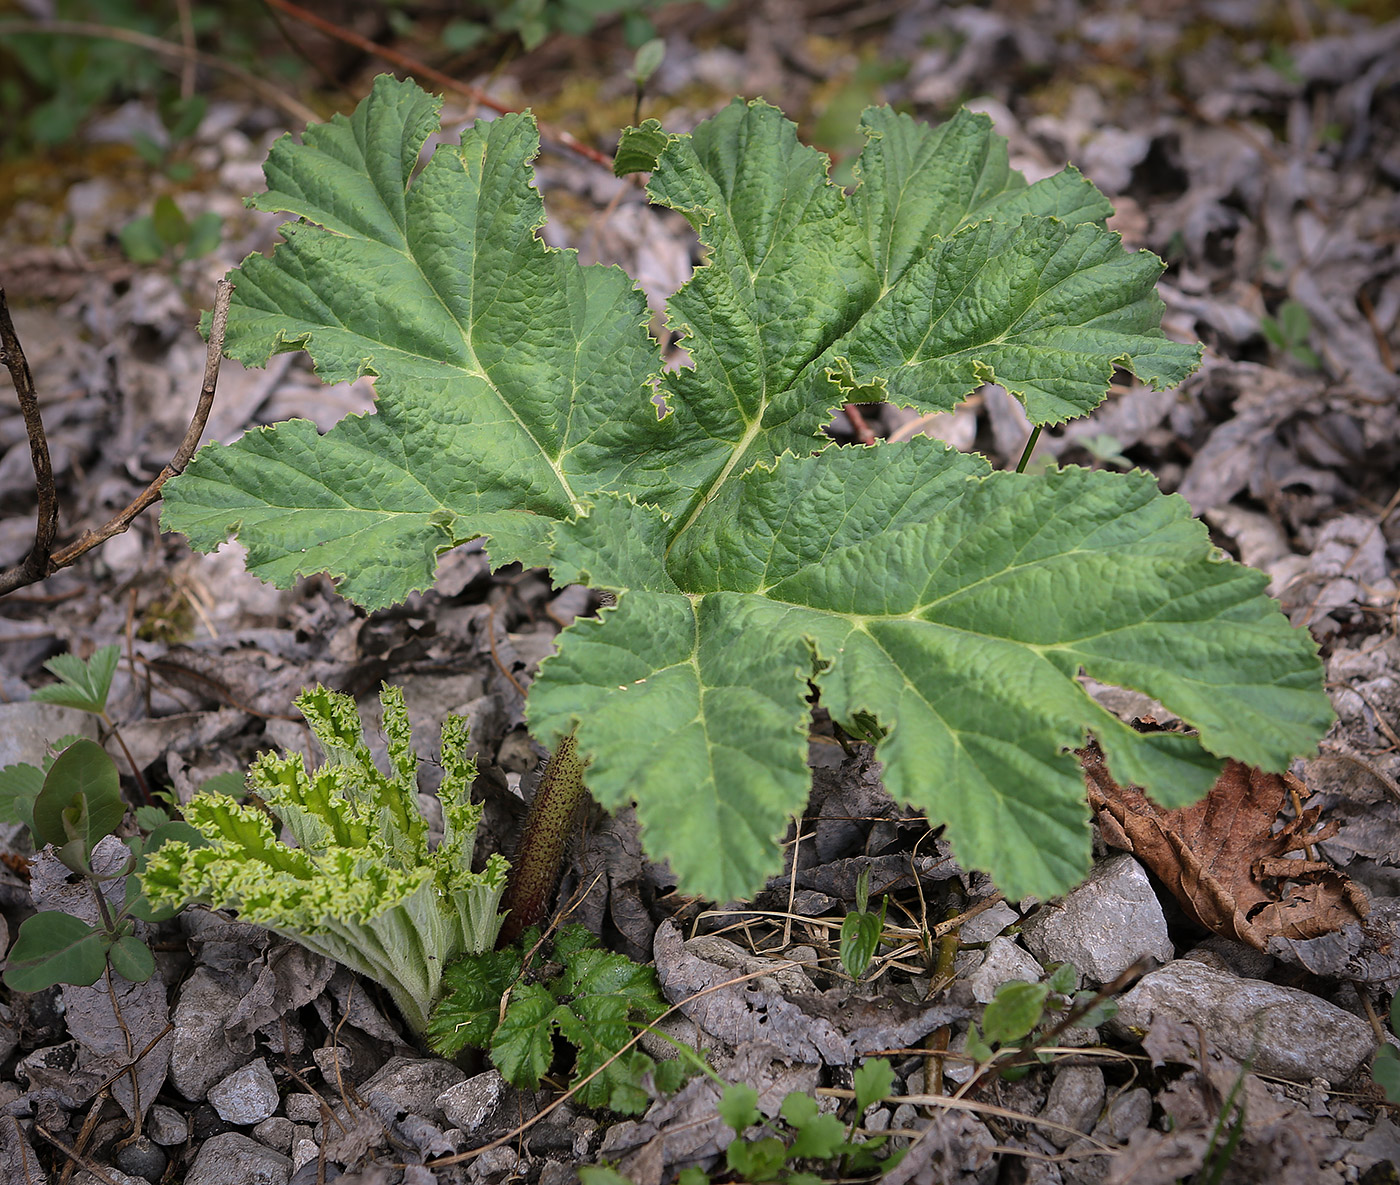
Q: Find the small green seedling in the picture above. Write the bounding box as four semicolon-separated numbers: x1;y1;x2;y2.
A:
429;924;671;1114
628;36;665;122
2;739;203;992
120;195;223;265
130;93;208;182
964;963;1117;1080
1079;431;1134;471
581;1057;900;1184
1371;995;1400;1104
839;866;886;981
1259;299;1321;370
22;643;153;804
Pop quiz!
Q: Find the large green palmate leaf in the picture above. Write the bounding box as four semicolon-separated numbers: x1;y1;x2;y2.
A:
162;77;1331;901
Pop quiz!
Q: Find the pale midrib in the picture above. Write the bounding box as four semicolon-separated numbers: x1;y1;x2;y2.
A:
317;166;588;520
670;413;766;543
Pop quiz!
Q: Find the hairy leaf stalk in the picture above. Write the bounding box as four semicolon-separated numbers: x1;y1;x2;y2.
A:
499;734;588;944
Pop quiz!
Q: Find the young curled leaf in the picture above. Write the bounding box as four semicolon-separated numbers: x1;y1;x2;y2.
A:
140;684;507;1034
31;739;125;863
839;905;883;981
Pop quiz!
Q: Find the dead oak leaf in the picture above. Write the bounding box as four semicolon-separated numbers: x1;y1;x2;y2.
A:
1081;743;1367;949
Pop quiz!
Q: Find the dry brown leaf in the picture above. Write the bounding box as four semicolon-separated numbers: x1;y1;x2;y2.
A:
1082;744;1367;950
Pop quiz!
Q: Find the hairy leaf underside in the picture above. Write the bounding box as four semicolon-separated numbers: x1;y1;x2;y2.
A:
162;77;1331;901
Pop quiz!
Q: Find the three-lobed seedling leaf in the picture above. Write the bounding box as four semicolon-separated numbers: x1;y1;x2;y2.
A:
29;644;119;715
160;77;1333;906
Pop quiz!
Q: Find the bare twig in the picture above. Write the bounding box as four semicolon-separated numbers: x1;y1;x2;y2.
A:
33;1124;124;1185
260;0;616;169
173;0;196;100
0;20;318;127
0;287;58;590
0;280;234;598
1319;739;1400;804
485;600;528;698
843;401;877;445
57;1088;106;1185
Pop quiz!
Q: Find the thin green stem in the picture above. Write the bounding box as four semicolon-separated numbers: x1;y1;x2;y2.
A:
87;875;118;936
1014;425;1042;474
498;734;589;946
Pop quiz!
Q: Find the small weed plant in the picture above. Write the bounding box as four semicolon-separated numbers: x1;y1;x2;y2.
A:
0;647;201;990
120;194;223;266
964;963;1117;1078
428;923;675;1113
157;77;1330;927
838;866;885;980
1260;298;1321;370
580;1058;900;1184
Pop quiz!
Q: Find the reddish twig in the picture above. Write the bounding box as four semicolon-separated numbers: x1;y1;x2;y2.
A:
260;0;615;169
0;287;59;591
0;279;234;597
843;401;877;445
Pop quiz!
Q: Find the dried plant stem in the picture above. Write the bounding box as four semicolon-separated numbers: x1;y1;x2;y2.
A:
0;279;233;598
0;287;58;590
498;734;590;945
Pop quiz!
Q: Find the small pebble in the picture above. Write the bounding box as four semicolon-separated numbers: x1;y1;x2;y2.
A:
312;1045;352;1081
254;1115;295;1152
184;1131;291;1185
113;1136;166;1183
146;1104;188;1146
291;1136;319;1173
284;1094;323;1124
208;1058;280;1125
1040;1065;1106;1149
437;1070;505;1133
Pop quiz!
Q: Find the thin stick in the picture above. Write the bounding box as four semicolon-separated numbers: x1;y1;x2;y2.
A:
843;402;877;445
1319;739;1400;804
0;20;318;127
174;0;196;100
0;287;58;589
260;0;615;169
0;280;234;597
485;600;528;697
33;1125;125;1185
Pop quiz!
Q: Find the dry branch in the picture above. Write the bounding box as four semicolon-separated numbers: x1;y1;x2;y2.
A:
0;279;233;598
